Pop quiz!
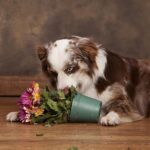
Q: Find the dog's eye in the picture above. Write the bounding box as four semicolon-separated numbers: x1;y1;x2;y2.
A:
64;67;74;74
64;64;79;75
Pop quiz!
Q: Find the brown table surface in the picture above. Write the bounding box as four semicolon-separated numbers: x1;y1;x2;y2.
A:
0;97;150;150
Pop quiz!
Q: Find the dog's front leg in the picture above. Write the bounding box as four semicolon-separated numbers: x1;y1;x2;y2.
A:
100;111;121;126
99;99;143;126
97;83;143;126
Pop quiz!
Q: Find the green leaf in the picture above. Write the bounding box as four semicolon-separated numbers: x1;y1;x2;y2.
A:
47;99;59;112
58;91;66;99
41;89;49;100
31;113;52;123
40;103;46;109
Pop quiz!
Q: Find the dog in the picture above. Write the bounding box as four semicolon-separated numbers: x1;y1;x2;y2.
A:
6;36;150;126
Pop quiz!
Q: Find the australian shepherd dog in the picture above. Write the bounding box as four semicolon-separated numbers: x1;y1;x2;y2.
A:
7;36;150;126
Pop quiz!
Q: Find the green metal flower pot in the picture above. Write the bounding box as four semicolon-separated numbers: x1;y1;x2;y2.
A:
69;93;102;123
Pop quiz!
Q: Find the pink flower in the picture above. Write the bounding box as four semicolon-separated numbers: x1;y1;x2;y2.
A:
18;91;32;107
18;81;42;123
18;109;26;122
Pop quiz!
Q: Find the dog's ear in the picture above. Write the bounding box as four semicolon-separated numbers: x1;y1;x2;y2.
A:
37;46;47;61
72;36;98;64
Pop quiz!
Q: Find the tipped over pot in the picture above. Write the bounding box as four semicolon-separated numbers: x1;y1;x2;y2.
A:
69;93;102;123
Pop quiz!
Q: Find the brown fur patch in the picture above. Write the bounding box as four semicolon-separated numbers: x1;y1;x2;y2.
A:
124;58;139;100
104;51;127;83
133;59;150;117
71;36;98;77
102;83;134;115
37;46;47;61
95;50;127;94
95;77;111;93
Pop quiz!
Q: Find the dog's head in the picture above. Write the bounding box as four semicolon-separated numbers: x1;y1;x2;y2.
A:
37;36;100;92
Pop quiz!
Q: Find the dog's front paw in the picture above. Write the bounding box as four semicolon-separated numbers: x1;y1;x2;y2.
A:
6;112;18;122
100;111;120;126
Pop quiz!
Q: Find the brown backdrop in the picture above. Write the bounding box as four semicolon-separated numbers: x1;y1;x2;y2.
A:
0;0;150;76
0;0;150;95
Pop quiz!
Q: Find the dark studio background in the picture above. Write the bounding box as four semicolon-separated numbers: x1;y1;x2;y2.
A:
0;0;150;76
